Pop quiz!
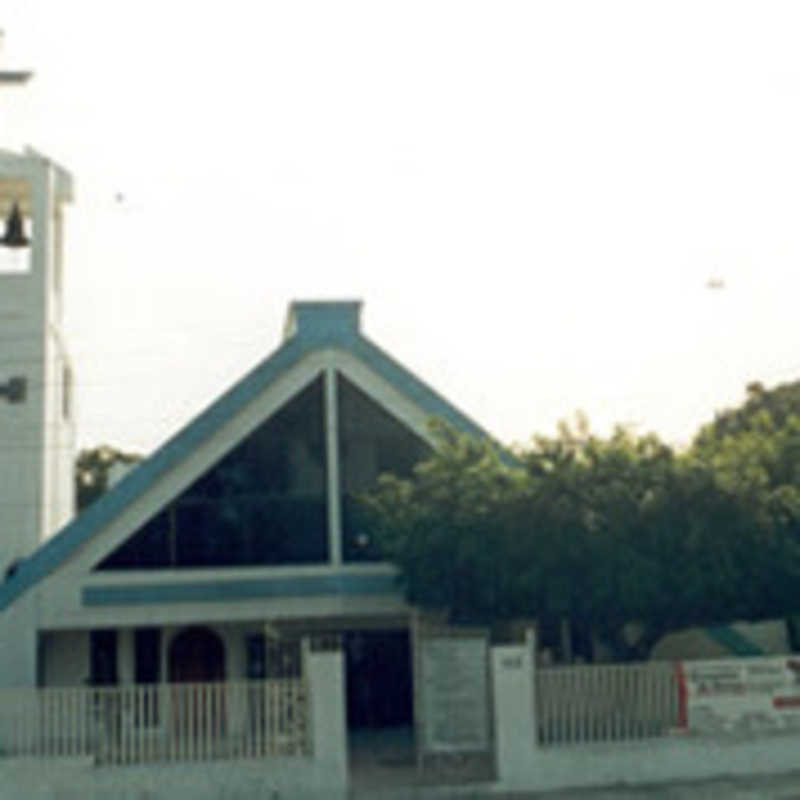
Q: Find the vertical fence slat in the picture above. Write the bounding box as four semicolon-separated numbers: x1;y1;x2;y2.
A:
535;661;679;748
0;678;310;766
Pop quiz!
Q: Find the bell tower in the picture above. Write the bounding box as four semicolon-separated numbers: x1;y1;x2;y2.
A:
0;148;76;577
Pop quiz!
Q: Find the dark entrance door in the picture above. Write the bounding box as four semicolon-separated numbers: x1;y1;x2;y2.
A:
169;627;226;682
168;627;227;747
345;629;413;729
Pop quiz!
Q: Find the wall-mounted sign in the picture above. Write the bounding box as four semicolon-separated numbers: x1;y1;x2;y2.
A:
678;656;800;734
420;637;490;752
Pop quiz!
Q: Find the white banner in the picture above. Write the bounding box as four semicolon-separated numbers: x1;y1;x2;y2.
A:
678;655;800;734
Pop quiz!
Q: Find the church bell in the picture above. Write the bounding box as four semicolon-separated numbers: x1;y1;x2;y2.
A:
1;203;30;248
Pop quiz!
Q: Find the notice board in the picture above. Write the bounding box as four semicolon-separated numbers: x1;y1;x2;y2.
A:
420;636;490;752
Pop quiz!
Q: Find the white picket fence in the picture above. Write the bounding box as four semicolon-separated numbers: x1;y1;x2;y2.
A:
0;679;309;764
536;662;681;746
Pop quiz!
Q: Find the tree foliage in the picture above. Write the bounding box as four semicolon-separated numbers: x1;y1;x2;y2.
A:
75;445;142;511
362;399;800;660
692;381;800;522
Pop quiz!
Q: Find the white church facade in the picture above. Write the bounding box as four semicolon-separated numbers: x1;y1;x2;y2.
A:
1;145;505;735
0;146;792;722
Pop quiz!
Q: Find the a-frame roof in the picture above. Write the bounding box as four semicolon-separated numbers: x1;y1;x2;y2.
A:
0;301;495;611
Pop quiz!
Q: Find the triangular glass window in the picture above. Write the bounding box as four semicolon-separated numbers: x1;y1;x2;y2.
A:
337;372;431;561
97;375;328;569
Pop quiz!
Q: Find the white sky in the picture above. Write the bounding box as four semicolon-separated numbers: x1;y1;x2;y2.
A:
2;1;800;455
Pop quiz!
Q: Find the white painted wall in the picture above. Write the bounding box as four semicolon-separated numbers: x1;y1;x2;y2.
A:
0;646;348;800
0;151;74;580
492;637;800;794
307;649;348;785
0;592;38;687
39;620;347;689
42;630;89;686
0;305;429;690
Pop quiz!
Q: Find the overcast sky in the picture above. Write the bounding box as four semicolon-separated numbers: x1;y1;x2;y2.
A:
2;1;800;454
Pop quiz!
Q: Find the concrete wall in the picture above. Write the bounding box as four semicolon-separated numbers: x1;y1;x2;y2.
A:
0;152;75;581
40;621;282;688
492;636;800;795
498;733;800;795
0;647;348;800
0;592;39;687
42;630;89;687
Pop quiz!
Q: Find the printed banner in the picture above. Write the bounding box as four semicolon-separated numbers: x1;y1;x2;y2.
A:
677;655;800;734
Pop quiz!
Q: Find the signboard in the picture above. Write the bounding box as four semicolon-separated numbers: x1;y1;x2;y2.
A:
679;656;800;734
420;637;490;752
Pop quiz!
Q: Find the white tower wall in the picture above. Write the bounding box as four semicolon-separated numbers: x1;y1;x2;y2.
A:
0;149;75;577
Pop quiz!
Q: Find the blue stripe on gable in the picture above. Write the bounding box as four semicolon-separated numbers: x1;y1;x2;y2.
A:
0;305;501;612
83;572;400;606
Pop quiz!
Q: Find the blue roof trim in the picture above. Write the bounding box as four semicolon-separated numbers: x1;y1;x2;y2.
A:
83;572;400;606
0;303;498;612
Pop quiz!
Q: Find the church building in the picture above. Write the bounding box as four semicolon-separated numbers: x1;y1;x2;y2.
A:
0;147;504;739
0;144;790;753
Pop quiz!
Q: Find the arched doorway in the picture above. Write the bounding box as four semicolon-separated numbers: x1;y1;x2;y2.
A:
169;628;227;751
169;627;226;683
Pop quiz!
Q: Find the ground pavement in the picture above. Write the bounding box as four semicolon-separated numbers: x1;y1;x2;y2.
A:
517;771;800;799
348;728;800;799
355;771;800;799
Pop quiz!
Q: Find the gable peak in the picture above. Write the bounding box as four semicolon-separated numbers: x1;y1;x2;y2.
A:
283;300;362;342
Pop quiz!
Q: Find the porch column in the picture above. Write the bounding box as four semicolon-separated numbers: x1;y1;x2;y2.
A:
324;367;343;565
307;645;347;787
0;593;38;687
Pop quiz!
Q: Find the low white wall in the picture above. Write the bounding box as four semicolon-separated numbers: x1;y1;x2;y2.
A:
0;757;346;800
506;732;800;794
492;638;800;795
0;645;349;800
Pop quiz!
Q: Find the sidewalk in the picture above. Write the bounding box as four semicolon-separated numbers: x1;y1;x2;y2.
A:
515;770;800;799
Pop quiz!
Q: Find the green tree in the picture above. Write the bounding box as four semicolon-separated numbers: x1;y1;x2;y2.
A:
362;416;799;660
519;421;769;659
691;380;800;648
75;445;142;511
692;381;800;514
362;422;528;624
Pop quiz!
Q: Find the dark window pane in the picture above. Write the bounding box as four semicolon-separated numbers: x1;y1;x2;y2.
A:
134;628;160;684
246;635;266;680
96;375;328;569
97;510;171;568
90;629;118;686
337;373;431;561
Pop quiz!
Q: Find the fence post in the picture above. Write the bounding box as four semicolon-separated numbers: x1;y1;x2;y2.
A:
492;630;537;790
306;645;347;789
